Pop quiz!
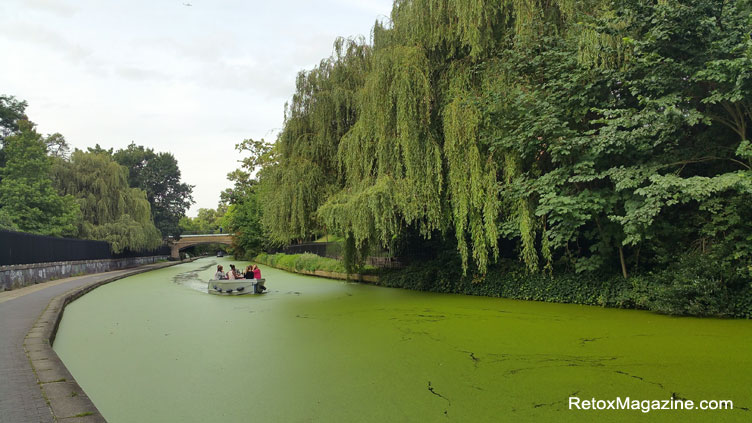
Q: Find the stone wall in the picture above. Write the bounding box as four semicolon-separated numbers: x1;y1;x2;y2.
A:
0;256;169;291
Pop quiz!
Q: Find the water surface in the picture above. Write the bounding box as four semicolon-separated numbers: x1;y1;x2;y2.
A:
54;257;752;422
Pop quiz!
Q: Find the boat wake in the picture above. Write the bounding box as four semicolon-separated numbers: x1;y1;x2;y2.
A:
172;261;217;292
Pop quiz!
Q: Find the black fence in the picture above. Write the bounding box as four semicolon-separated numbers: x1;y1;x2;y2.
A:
0;230;170;266
276;242;341;258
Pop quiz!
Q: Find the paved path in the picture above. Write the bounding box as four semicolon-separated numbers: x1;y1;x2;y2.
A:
0;263;175;423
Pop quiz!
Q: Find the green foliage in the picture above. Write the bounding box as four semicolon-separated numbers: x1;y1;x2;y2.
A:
260;38;371;244
241;0;752;297
442;63;499;273
113;143;194;238
0;121;80;236
380;257;634;308
51;150;161;252
631;254;741;317
179;206;227;234
0;95;29;183
222;192;264;259
381;252;750;318
319;43;444;262
0;95;27;141
254;252;348;274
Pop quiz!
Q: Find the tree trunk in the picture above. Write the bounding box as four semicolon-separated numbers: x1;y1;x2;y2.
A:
618;246;628;279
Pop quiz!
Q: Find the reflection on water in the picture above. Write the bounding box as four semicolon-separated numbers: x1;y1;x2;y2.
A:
53;257;752;423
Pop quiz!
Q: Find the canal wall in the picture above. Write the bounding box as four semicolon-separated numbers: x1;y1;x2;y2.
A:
0;256;170;291
289;268;379;283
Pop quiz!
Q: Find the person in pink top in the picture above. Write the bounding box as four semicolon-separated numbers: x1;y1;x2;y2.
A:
252;265;261;279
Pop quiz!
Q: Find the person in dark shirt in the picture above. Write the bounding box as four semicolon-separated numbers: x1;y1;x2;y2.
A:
244;265;254;279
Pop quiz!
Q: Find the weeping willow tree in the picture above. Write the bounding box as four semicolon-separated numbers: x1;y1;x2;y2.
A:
318;44;444;256
257;0;625;274
441;63;500;272
256;0;752;281
260;37;372;244
52;150;162;252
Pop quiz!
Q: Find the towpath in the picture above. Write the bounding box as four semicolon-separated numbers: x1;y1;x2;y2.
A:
0;262;178;423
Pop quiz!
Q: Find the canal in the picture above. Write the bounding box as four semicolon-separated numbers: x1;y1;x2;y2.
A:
53;257;751;422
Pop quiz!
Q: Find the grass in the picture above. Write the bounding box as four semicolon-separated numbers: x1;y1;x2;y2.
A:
254;253;377;275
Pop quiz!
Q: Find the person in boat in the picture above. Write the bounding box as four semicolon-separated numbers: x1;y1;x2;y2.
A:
252;264;261;280
214;265;226;280
229;264;244;279
244;265;254;279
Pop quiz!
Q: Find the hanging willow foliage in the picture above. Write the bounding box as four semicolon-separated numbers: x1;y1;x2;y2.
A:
319;45;443;251
442;63;499;273
260;0;638;274
385;0;605;59
52;150;161;252
387;0;505;59
259;155;328;244
261;38;372;243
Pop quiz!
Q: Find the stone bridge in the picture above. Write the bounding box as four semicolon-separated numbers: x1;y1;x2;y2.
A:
169;234;233;259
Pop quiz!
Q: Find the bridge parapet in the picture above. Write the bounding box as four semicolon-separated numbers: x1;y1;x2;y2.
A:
168;234;234;259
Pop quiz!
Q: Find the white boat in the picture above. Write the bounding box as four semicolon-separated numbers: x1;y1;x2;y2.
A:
208;278;266;295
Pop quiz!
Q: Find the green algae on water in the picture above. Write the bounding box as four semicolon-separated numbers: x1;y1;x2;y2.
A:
53;258;752;422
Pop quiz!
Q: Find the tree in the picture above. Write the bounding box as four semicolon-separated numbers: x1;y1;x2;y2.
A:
0;95;27;141
222;192;264;258
0;120;80;235
44;133;70;159
52;150;162;252
259;38;371;245
179;206;227;235
0;95;29;178
242;0;752;282
113;143;194;238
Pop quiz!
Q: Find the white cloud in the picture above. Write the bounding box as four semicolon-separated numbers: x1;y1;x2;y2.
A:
22;0;78;17
0;0;395;215
0;22;92;63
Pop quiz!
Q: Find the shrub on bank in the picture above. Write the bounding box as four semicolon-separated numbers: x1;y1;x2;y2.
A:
379;259;633;307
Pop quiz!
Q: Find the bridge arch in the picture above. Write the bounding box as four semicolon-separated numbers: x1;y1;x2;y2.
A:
169;234;234;259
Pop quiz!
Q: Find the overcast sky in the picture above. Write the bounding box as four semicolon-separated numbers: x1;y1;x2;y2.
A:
0;0;393;216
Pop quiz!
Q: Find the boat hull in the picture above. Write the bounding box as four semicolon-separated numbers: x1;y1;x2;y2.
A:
207;279;266;295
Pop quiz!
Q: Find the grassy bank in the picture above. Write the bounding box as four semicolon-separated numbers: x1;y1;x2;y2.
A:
254;252;377;275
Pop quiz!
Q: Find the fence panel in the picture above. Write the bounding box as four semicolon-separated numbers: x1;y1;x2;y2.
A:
0;230;169;266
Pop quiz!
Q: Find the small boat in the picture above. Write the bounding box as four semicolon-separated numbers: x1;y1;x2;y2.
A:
208;278;266;296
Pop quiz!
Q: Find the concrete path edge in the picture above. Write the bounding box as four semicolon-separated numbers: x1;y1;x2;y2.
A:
22;260;190;423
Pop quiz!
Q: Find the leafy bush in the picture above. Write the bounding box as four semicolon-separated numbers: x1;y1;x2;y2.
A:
379;254;750;318
379;258;634;308
634;254;735;317
733;283;752;319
